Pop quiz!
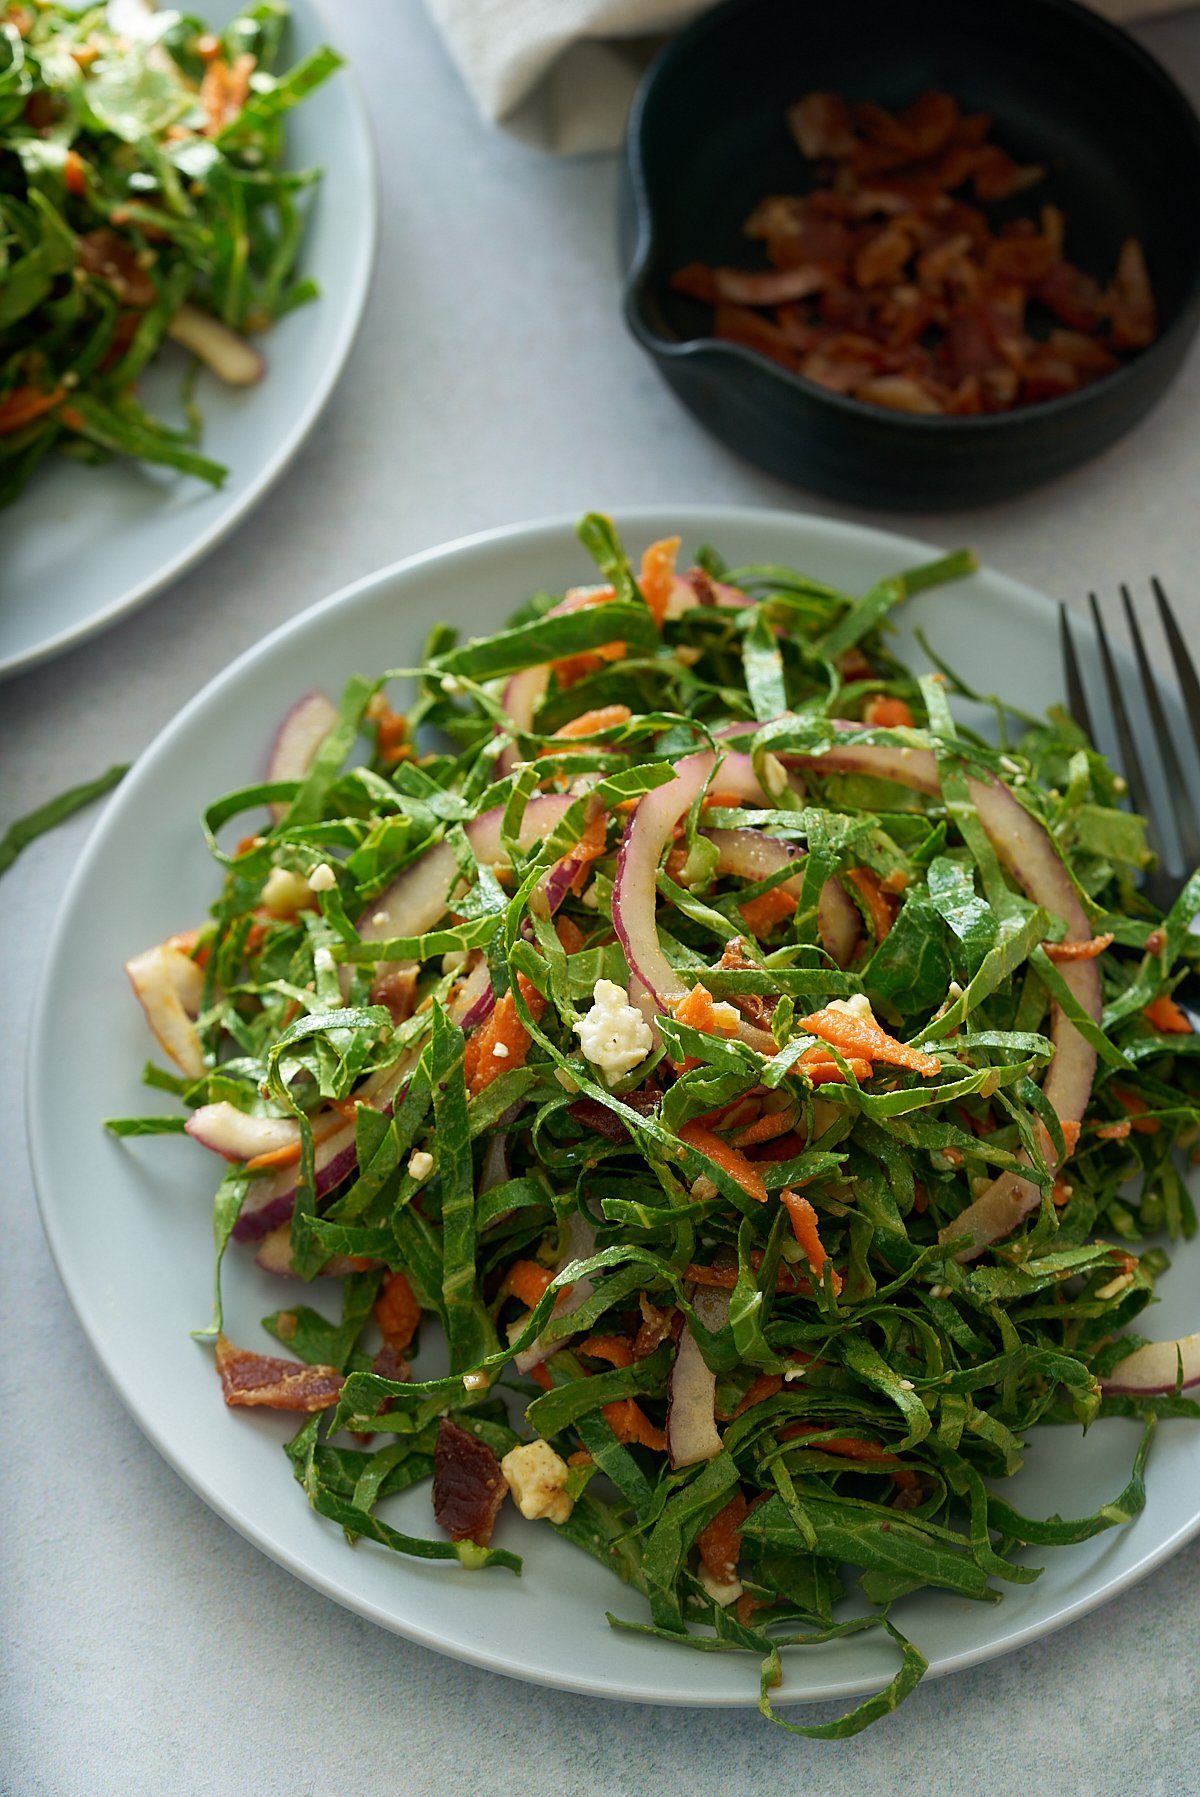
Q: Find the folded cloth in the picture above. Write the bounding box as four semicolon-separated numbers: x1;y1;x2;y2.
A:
424;0;1193;153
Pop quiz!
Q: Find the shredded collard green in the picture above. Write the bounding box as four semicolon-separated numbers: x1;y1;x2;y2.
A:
0;759;126;875
111;515;1200;1737
0;1;341;505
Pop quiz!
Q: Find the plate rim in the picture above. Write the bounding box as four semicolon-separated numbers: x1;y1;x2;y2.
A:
0;3;379;682
27;503;1200;1708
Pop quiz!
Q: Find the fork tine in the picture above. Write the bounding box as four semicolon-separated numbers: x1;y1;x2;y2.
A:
1152;577;1200;769
1059;604;1096;744
1087;591;1164;864
1120;585;1200;872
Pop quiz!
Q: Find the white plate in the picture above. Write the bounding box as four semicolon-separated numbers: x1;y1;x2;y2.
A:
28;508;1200;1709
0;0;376;680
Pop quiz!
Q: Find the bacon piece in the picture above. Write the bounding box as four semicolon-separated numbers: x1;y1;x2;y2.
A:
1108;239;1157;351
633;1292;678;1359
432;1418;509;1544
713;302;801;371
77;229;157;307
214;1334;343;1412
788;92;856;159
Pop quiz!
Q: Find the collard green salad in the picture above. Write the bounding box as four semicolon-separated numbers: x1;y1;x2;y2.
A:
0;0;340;506
113;517;1200;1737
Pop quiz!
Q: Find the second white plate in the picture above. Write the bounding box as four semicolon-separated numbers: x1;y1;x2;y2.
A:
0;0;376;679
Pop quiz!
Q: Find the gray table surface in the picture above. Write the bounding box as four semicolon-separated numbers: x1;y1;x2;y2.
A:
6;5;1200;1793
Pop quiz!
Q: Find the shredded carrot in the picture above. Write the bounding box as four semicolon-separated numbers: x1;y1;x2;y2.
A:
678;1121;769;1204
58;403;87;432
780;1189;842;1293
733;1372;784;1416
505;1260;555;1309
0;383;65;434
700;790;754;811
778;1421;898;1463
375;1270;422;1354
739;886;798;936
798;1005;940;1077
1111;1085;1162;1135
863;695;914;728
529;1363;554;1391
375;707;412;764
1145;994;1192;1034
734;1105;798;1149
164;927;210;968
1095;1120;1133;1140
638;535;682;628
697;1490;748;1584
555;914;586;955
672;983;740;1038
463;974;546;1094
735;1592;765;1628
1059;1119;1081;1159
880;867;909;895
580;1333;634;1368
243;1099;358;1171
687;1258;809;1295
1044;931;1114;962
603;1397;667;1450
797;1045;874;1085
65;148;87;195
845;866;897;944
566;806;608;895
567;1449;594;1468
549;704;632;742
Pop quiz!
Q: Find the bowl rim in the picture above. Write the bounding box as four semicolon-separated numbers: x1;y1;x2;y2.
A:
622;0;1200;435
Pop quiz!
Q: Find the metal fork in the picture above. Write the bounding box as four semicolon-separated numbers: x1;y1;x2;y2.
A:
1059;579;1200;913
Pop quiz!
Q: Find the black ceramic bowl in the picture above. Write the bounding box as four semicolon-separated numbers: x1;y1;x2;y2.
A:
619;0;1200;508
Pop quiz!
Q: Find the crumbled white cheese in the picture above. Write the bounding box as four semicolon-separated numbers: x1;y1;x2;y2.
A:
462;1370;491;1393
999;755;1022;777
698;1565;744;1607
690;1174;719;1203
492;1042;510;1059
897;1378;915;1392
709;998;742;1033
1096;1272;1134;1302
554;1066;581;1094
260;866;314;917
573;979;652;1086
500;1439;574;1525
308;862;337;893
440;674;463;695
580;880;600;910
827;993;876;1025
783;1365;807;1383
372;911;390;928
313;946;336;975
407;1149;434;1182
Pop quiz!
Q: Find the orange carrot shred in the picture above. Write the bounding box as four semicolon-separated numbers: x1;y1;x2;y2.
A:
1145;994;1192;1034
845;866;897;944
1095;1120;1133;1140
505;1260;555;1309
638;535;682;628
781;1189;842;1293
580;1333;634;1368
1044;932;1114;962
798;1005;940;1077
549;704;632;742
733;1372;784;1416
375;1270;422;1354
603;1397;667;1451
697;1490;748;1585
1111;1085;1162;1135
739;886;798;936
863;695;914;728
734;1106;798;1149
678;1121;769;1204
464;974;546;1094
0;383;66;435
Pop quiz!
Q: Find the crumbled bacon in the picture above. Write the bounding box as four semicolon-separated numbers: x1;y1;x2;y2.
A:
633;1291;680;1358
214;1334;343;1412
671;90;1156;415
432;1418;508;1545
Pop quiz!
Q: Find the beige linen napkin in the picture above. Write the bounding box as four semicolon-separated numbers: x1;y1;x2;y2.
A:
424;0;1192;153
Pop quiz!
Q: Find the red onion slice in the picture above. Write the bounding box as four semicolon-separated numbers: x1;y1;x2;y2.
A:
789;727;1101;1257
186;1103;303;1162
668;1286;729;1467
254;1222;376;1279
496;584;621;774
613;750;768;1028
1101;1333;1200;1396
359;793;576;948
125;944;206;1079
167;303;265;385
817;875;861;968
266;690;339;822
